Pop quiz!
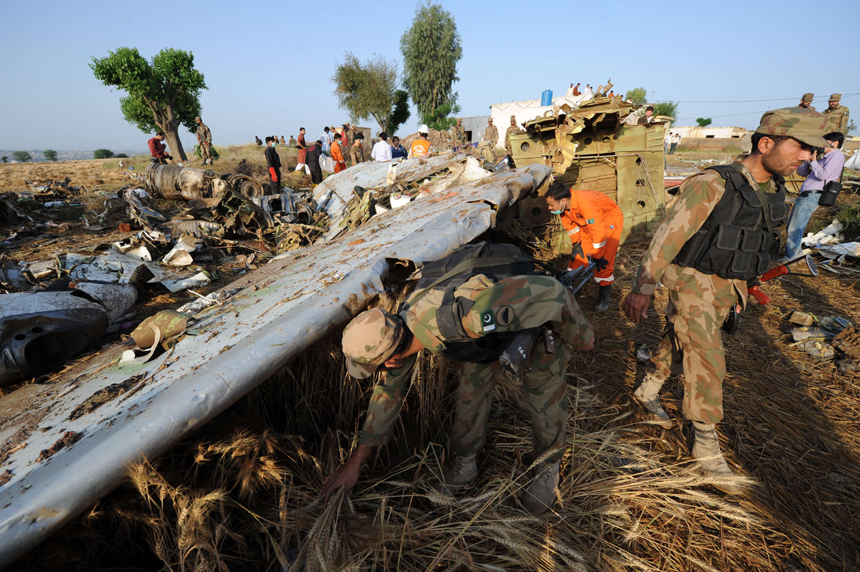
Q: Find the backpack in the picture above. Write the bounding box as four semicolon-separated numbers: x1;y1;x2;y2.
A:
406;241;549;363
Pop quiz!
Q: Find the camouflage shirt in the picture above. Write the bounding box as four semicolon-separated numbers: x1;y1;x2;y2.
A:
823;105;850;135
631;160;777;308
196;122;212;144
350;144;364;165
451;124;465;146
483;124;499;146
359;274;594;446
505;125;525;153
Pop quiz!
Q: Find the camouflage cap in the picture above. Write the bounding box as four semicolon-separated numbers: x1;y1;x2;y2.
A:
801;93;814;102
510;115;517;121
755;107;828;148
195;116;202;121
829;93;841;102
341;308;404;379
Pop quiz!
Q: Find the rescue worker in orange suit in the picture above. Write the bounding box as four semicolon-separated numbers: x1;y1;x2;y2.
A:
546;182;623;312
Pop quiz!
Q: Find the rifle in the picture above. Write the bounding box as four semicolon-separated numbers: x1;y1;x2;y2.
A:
722;254;819;335
557;256;597;296
748;254;819;305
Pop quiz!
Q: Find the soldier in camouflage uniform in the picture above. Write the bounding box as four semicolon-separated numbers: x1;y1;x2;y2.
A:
322;265;594;514
195;116;213;165
349;135;365;166
451;118;466;151
622;107;827;495
798;93;815;111
505;115;525;157
822;93;850;135
483;118;499;149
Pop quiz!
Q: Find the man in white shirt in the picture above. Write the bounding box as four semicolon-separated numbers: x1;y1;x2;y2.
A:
371;132;393;162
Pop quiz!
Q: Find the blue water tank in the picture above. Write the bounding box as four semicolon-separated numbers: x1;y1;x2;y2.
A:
541;89;553;106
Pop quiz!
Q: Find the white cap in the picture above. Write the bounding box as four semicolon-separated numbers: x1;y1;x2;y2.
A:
419;124;429;134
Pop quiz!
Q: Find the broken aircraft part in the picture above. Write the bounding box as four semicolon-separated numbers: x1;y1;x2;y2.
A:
509;97;667;244
0;158;551;566
144;163;228;201
0;284;136;387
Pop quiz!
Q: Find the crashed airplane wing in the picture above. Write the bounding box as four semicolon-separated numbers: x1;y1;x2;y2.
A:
0;158;551;567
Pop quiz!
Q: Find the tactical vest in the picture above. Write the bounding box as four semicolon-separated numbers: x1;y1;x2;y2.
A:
404;242;548;364
672;164;787;281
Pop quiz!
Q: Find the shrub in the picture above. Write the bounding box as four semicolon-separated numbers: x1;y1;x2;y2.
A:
12;151;32;163
193;144;220;161
94;149;114;159
43;149;58;161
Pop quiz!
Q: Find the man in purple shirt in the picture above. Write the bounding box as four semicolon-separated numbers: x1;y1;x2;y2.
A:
784;131;845;259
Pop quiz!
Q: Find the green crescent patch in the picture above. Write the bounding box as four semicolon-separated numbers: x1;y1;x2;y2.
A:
480;310;496;332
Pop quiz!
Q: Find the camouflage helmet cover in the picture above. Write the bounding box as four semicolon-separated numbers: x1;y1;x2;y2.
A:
341;308;404;379
755;107;828;149
829;93;841;102
801;93;814;102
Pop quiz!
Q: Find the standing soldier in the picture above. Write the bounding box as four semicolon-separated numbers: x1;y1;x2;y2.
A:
451;118;466;151
320;243;594;514
798;93;815;111
195;116;213;165
822;94;850;135
481;118;499;162
504;115;525;158
349;133;365;165
621;108;826;495
483;118;499;149
546;184;623;312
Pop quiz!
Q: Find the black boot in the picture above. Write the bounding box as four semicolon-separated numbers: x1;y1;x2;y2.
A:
594;284;612;312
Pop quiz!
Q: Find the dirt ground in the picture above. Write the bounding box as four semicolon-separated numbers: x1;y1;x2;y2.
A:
4;152;860;571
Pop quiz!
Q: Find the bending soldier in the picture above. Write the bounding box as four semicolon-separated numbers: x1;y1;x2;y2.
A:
322;243;594;514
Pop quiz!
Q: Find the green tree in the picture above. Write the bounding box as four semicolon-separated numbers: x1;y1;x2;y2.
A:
43;150;58;162
115;153;129;158
1;157;7;164
696;117;713;127
332;52;407;134
12;151;31;163
388;90;411;135
93;149;114;159
624;87;647;106
653;101;679;121
421;103;461;131
90;47;207;161
400;1;462;119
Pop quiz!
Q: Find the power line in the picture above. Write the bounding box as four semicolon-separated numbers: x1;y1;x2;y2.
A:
654;92;860;104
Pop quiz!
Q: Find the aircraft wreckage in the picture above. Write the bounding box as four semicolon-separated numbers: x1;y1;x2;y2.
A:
0;153;551;567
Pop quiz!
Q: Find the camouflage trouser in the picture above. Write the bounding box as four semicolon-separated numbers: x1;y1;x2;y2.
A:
452;337;570;463
200;143;212;162
647;290;733;424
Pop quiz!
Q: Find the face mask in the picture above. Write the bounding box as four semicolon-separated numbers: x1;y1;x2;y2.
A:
550;209;564;215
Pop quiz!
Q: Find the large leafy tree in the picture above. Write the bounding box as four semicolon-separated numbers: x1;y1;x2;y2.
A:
332;53;410;134
43;150;58;162
400;1;462;119
653;101;679;121
90;47;207;161
12;151;31;163
624;87;647;106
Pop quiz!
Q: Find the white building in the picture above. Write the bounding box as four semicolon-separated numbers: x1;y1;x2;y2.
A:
488;93;592;148
671;126;748;139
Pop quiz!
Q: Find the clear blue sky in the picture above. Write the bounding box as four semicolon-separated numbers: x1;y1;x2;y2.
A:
1;0;857;151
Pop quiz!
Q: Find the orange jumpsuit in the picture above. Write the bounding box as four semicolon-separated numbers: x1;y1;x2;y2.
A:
559;190;623;284
331;142;346;173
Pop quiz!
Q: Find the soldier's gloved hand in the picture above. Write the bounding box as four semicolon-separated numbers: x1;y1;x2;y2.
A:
593;257;609;271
